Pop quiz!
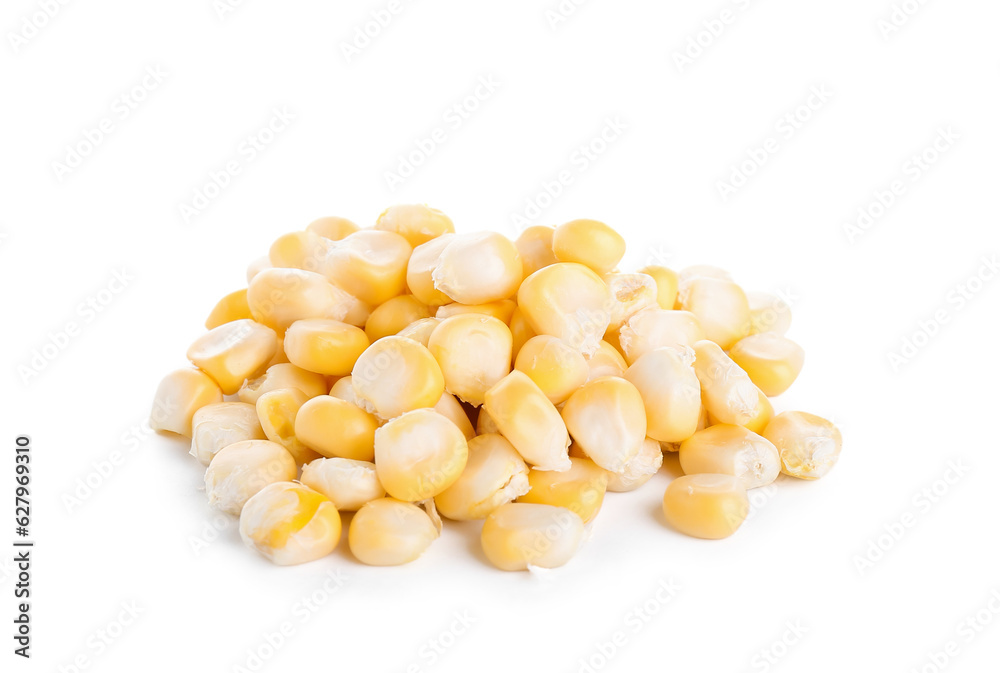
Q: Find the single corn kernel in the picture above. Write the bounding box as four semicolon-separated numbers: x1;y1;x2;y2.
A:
240;482;341;565
515;225;558;278
679;277;750;349
584;340;628;381
432;231;523;304
517;457;607;524
186;319;277;394
678;424;780;489
348;498;440;566
483;371;571;472
374;408;469;501
638;265;679;310
480;503;585;571
190;402;265;465
728;333;805;397
307;216;360;242
375;204;455;247
514;335;588;405
255;388;320;464
323;230;412;305
396;317;442;346
435;299;516;325
247;267;356;334
562;377;646;474
268;230;330;272
763;411;842;479
508;306;537;363
300;457;385;511
604;273;659;334
294;395;378;460
328;375;368;408
434;392;476;441
205;289;252;329
624;347;702;443
406;234;454;306
693;340;766;427
606;438;663;492
677;264;733;300
435;433;530;520
428;314;512;406
662;474;749;540
552;219;625;275
618;308;705;365
237;363;328;404
283;319;370;376
747;291;792;335
246;256;271;283
518;262;612;356
476;406;500;435
365;295;433;342
351;336;445;420
204;440;297;515
150;368;224;437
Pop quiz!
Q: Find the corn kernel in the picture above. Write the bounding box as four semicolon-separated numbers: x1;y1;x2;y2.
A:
240;482;341;565
678;424;780;489
483;371;571;472
269;230;330;272
205;440;297;515
205;289;252;329
744;391;774;435
763;411;842;479
262;335;290;369
427;314;512;407
584;340;628;381
150;368;223;437
406;234;454;306
517;457;607;523
678;277;750;349
552;219;625;275
307;216;360;242
508;306;537;363
246;256;271;283
729;333;805;396
348;497;440;566
237;362;328;404
435;433;530;520
514;335;588;405
186;319;277;394
434;392;476;441
255;388;320;464
476;406;500;435
677;264;732;297
395;317;441;346
515;225;558;278
624;347;702;443
190;402;265;465
662;474;748;540
693;340;766;427
435;299;516;324
365;295;433;342
323;230;412;305
247;267;357;334
604;272;659;334
283;319;370;376
618;308;705;365
374;408;469;501
294;395;378;460
432;232;522;304
747;291;792;335
352;335;445;420
518;262;612;356
300;457;385;511
375;204;455;247
562;377;646;473
638;265;679;310
606;438;663;492
480;503;584;571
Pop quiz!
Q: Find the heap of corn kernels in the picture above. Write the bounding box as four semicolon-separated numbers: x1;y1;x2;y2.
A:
151;205;842;570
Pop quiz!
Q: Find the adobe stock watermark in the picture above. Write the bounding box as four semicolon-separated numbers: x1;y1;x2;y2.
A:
177;107;295;224
672;0;756;73
403;610;477;673
57;601;144;673
853;459;970;575
907;589;1000;673
887;254;997;372
340;0;413;63
877;0;931;40
716;85;833;202
51;65;168;182
545;0;592;30
213;0;250;20
383;75;500;191
749;620;808;672
7;0;73;53
841;126;958;244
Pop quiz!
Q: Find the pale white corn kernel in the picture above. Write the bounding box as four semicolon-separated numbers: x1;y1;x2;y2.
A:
483;371;571;472
517;262;612;356
435;434;530;521
678;277;750;349
240;482;341;565
190;402;265;466
763;411;842;479
204;440;297;515
406;234;455;306
432;231;523;305
348;498;440;566
604;272;659;334
396;317;442;346
247;267;356;334
351;336;445;420
678;424;780;489
435;299;517;324
514;225;558;278
618;308;705;365
300;457;385;511
605;438;664;492
237;363;328;405
624;347;702;443
693;340;765;427
562;377;647;474
584;340;628;381
427;314;512;406
150;368;223;437
246;256;271;283
747;291;792;335
480;503;585;571
374;408;469;501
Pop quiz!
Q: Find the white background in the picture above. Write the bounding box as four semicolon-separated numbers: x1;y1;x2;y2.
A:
2;0;999;671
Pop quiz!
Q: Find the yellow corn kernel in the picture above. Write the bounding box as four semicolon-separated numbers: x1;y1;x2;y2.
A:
508;306;537;363
268;230;330;272
205;289;252;329
246;255;271;284
678;424;780;489
515;225;558;278
432;231;523;304
255;388;320;464
365;295;433;342
396;317;442;346
562;377;646;473
204;439;297;515
348;498;440;566
428;314;512;406
551;219;625;275
744;391;774;435
476;406;500;435
374;408;469;501
518;262;612;356
294;395;378;460
728;333;805;396
300;457;385;511
763;411;842;479
606;437;663;492
239;482;342;565
323;230;412;305
434;392;476;441
638;265;679;310
618;308;705;365
375;203;455;247
747;291;792;335
624;347;702;443
150;368;224;437
237;363;328;405
435;299;516;325
693;340;765;427
306;216;360;242
435;433;530;520
283;319;370;376
406;234;454;306
517;457;607;524
584;340;628;381
480;503;585;571
190;402;265;465
247;267;357;334
483;371;571;472
351;335;445;420
604;272;659;334
678;277;750;349
514;335;588;405
662;474;748;539
186;319;277;394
